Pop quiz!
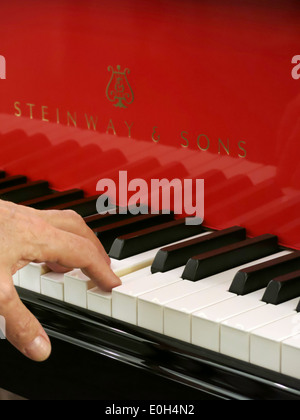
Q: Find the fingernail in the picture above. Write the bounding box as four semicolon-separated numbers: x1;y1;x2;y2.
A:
25;336;52;362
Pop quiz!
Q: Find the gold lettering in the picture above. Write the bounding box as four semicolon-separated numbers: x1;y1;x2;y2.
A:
180;131;189;148
197;134;210;151
238;140;247;158
85;114;98;131
26;103;35;119
14;101;21;117
107;119;116;135
56;108;60;124
41;106;49;122
67;111;77;127
152;126;160;143
218;138;230;155
124;121;133;138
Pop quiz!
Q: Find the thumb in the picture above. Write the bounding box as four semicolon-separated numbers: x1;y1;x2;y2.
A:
0;272;51;361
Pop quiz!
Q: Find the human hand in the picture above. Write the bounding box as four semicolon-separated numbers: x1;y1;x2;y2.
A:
0;200;121;362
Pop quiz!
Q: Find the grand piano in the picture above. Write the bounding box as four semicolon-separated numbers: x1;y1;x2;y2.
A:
0;0;300;400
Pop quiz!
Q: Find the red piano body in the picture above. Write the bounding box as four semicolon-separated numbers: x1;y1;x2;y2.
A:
0;0;300;400
0;0;300;248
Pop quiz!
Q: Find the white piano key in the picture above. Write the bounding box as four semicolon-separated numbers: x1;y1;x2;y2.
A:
282;334;300;380
136;264;245;334
137;251;290;336
120;266;154;282
87;287;113;317
163;251;290;343
220;298;298;363
138;253;290;333
250;303;300;372
110;232;211;277
164;286;235;342
87;267;151;316
19;262;50;293
112;268;183;324
12;271;19;286
191;290;266;352
137;280;197;333
41;272;65;300
64;269;94;308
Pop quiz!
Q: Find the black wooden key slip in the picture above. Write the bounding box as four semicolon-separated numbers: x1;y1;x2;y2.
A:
151;226;246;273
109;218;203;260
262;270;300;305
182;234;279;281
229;251;300;295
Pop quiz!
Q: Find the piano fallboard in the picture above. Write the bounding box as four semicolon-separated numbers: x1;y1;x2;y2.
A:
0;286;297;400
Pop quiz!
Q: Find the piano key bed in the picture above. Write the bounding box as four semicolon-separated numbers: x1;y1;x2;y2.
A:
0;172;300;400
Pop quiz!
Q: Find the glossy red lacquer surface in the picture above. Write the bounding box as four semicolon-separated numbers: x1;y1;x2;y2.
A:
0;0;300;248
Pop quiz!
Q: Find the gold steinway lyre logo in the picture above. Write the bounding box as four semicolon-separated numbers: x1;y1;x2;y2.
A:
106;65;134;109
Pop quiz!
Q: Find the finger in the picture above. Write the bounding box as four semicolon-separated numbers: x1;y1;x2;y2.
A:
34;209;111;265
22;221;121;292
43;262;71;273
0;272;51;362
8;203;111;267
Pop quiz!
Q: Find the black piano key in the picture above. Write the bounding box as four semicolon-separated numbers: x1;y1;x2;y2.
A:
182;234;279;281
84;210;138;230
151;226;247;273
19;189;84;209
0;181;51;203
0;175;27;190
296;300;300;312
94;213;174;251
109;218;203;260
84;204;151;229
229;251;300;295
49;195;100;217
262;270;300;305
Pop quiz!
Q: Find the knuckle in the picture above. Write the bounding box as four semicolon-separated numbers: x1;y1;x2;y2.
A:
64;209;88;232
0;282;16;307
62;209;83;223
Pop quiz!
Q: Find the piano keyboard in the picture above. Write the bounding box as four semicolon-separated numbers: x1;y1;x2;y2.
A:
0;170;300;399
